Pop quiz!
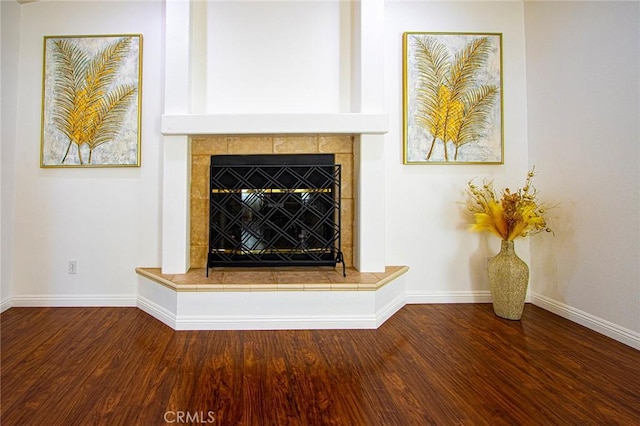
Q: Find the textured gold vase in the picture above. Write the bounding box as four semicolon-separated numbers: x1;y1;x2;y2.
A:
488;240;529;320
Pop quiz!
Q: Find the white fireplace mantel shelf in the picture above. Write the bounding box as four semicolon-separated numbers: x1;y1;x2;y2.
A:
161;113;389;136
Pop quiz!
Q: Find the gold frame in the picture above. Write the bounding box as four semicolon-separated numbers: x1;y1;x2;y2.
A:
40;34;143;168
403;32;503;165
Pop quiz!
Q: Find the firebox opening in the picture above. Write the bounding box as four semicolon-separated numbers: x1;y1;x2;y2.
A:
207;154;346;276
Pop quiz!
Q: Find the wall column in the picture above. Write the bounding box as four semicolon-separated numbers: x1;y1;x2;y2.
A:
162;0;191;274
353;0;386;272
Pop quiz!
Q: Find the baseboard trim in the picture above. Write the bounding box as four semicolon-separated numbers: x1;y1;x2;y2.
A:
135;294;404;331
137;295;177;329
10;295;138;307
1;298;12;313
5;291;637;349
376;293;407;328
174;314;378;330
405;290;492;304
531;293;640;350
137;294;381;330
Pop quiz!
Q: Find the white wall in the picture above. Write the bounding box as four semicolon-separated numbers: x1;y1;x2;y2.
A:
384;1;531;301
1;0;21;310
6;0;164;305
526;1;640;335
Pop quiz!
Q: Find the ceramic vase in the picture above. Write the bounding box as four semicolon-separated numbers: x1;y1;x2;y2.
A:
487;240;529;320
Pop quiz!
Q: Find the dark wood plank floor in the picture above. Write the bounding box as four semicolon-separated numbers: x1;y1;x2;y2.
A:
2;304;639;425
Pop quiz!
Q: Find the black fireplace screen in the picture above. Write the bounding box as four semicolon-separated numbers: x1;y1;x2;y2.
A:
207;154;345;275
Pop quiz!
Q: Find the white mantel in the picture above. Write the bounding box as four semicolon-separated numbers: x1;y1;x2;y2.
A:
161;113;388;135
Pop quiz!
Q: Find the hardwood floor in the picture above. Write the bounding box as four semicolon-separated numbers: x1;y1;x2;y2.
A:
2;304;639;425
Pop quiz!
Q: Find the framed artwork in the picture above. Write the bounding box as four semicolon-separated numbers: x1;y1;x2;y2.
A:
403;32;503;164
41;34;143;167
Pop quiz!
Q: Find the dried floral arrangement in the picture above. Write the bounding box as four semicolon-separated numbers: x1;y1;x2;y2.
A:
465;167;553;241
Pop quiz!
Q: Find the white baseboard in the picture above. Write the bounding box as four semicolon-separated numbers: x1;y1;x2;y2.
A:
136;294;407;331
10;294;138;307
138;293;382;330
137;295;177;328
531;293;640;350
174;314;379;330
405;290;492;304
5;291;638;350
376;292;407;328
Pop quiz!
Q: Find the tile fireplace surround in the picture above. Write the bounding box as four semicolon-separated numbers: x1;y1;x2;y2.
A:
189;134;356;269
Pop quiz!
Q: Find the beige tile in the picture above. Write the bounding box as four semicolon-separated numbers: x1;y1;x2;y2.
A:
357;282;378;290
319;135;353;154
198;270;224;285
330;282;359;291
222;283;253;292
267;266;321;272
171;268;204;284
227;136;274;154
341;196;354;216
222;270;275;284
174;283;200;292
276;282;305;291
303;283;332;291
190;198;209;246
335;153;353;199
249;283;279;291
273;135;318;153
341;245;353;268
196;284;227;292
338;197;353;267
323;269;380;284
190;197;209;220
275;270;329;284
341;230;353;257
190;245;208;269
147;268;175;282
191;136;228;155
138;265;412;293
187;134;357;275
351;149;359;199
374;266;410;282
218;267;272;273
190;155;210;200
341;198;354;233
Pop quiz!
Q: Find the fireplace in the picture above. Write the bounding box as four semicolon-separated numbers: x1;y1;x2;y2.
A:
207;154;345;275
135;0;404;330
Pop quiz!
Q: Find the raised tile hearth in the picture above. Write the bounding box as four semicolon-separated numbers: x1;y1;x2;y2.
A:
138;266;407;291
136;266;409;331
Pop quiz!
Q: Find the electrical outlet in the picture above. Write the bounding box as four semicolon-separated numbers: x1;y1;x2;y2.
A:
68;260;78;275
